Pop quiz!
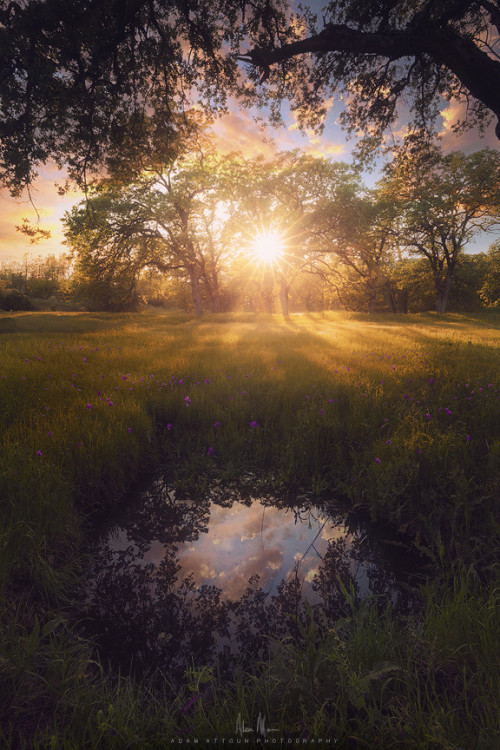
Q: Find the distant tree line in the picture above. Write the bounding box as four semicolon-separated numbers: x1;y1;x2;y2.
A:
1;239;499;315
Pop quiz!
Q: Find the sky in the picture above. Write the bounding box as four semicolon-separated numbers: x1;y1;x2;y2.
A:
0;94;499;266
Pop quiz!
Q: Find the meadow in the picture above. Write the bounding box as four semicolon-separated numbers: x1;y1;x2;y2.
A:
1;310;499;748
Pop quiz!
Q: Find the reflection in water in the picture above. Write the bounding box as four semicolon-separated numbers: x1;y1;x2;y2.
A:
82;478;422;681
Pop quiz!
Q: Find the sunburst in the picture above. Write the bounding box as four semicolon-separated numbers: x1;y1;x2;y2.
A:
251;231;284;264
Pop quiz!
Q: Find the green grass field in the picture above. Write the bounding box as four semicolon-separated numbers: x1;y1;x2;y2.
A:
1;310;499;748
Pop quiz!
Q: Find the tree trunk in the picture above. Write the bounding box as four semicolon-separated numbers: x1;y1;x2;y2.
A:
188;265;203;316
279;281;289;317
368;284;377;314
399;289;409;314
262;270;274;313
262;289;273;313
211;274;222;313
435;274;453;313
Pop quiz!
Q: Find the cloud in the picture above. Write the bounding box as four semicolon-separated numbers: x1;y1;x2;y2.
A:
210;110;282;159
438;100;499;153
211;101;347;162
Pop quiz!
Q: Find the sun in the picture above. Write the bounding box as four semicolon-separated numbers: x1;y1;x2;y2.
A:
252;231;284;264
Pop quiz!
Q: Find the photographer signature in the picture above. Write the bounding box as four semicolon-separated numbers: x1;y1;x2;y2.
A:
236;712;279;738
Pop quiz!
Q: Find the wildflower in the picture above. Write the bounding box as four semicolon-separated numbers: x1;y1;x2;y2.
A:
466;435;471;441
319;409;325;415
167;424;173;430
86;403;92;409
208;446;214;457
47;431;53;437
214;421;220;428
127;427;132;433
205;378;211;384
249;421;259;429
426;413;431;419
184;396;191;406
36;450;43;457
375;457;382;463
385;440;391;444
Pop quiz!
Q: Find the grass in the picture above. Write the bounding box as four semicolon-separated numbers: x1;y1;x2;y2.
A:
0;309;499;747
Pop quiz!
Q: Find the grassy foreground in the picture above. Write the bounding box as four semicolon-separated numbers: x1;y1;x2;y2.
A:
1;310;499;748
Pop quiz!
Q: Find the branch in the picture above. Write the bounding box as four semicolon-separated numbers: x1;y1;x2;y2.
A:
239;19;500;138
480;0;500;34
238;24;423;68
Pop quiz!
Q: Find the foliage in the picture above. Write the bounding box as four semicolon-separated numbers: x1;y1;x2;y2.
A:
1;0;500;195
64;129;248;314
0;284;33;311
480;241;500;306
382;145;500;312
240;1;500;155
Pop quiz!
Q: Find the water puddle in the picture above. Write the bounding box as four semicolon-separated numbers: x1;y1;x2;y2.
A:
81;477;424;680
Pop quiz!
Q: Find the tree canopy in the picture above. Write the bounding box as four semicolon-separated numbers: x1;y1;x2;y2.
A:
1;0;500;194
240;1;500;148
381;145;500;311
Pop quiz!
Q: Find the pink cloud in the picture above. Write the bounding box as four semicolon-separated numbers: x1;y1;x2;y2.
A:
439;101;499;153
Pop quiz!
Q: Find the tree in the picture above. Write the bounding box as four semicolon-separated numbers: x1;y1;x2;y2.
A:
65;187;155;311
314;188;401;314
2;0;500;196
64;146;245;314
382;146;500;313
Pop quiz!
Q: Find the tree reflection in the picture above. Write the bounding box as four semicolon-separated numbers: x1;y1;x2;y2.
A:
81;479;422;683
